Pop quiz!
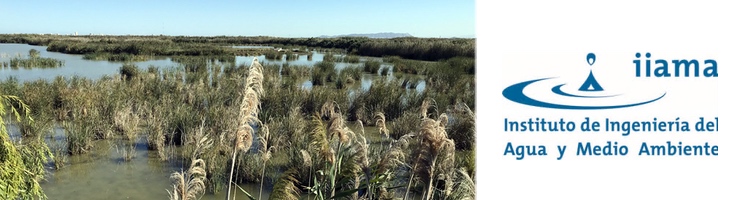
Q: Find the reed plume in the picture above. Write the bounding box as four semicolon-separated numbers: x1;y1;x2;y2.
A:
146;105;167;160
446;168;475;200
327;114;352;145
269;169;301;200
416;114;456;199
113;102;141;141
376;132;413;175
168;122;211;200
226;58;265;199
406;99;457;200
168;159;207;200
351;121;371;199
374;112;389;139
258;126;275;199
320;100;338;120
309;114;333;164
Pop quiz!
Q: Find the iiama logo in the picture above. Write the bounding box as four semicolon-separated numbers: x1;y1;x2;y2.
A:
502;52;718;110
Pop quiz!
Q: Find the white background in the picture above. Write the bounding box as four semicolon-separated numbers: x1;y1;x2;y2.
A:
477;0;748;199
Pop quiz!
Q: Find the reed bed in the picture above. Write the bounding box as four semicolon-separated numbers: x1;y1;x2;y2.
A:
0;44;475;199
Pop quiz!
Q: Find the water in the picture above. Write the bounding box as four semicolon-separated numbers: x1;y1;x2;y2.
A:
40;139;273;200
0;43;180;82
0;43;426;92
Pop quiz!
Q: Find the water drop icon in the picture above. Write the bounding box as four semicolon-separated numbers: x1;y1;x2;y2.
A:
579;53;604;91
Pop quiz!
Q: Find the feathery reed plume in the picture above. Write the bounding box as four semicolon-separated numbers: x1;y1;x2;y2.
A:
415;116;456;199
320;100;338;120
309;114;333;164
419;98;434;119
300;149;312;169
300;149;313;196
406;99;456;200
146;107;167;160
258;126;275;199
168;122;211;200
376;132;413;175
446;168;475;200
327;114;352;145
190;122;213;160
352;126;371;199
234;57;265;151
269;169;301;200
374;112;389;139
168;159;207;200
227;58;265;199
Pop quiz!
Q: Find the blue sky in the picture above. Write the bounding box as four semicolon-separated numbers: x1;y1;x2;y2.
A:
0;0;475;38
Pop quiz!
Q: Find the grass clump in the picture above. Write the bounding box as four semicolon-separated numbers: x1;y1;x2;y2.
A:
363;59;381;74
120;64;140;81
311;61;336;86
339;65;362;82
3;49;64;69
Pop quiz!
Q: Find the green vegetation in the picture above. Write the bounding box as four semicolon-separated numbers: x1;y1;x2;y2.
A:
363;59;381;74
0;34;474;61
0;34;475;199
2;49;64;69
0;95;52;199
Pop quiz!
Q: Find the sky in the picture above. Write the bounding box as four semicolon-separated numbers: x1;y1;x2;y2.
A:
0;0;475;38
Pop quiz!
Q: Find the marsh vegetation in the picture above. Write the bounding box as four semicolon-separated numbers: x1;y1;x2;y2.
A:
0;34;474;200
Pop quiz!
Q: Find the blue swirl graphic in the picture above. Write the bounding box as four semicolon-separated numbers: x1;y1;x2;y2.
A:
551;84;618;98
503;78;666;110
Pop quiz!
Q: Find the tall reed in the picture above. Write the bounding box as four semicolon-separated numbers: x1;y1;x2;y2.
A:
226;58;265;199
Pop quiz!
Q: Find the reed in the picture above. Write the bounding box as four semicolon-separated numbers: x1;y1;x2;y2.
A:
269;169;301;200
447;102;475;150
445;168;475;200
363;59;381;74
225;58;265;199
169;159;208;200
339;65;363;81
405;99;457;200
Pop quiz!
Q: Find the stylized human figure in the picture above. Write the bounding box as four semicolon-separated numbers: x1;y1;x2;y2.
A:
579;53;603;91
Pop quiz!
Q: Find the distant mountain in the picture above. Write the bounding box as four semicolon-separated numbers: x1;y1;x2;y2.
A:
319;32;413;39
